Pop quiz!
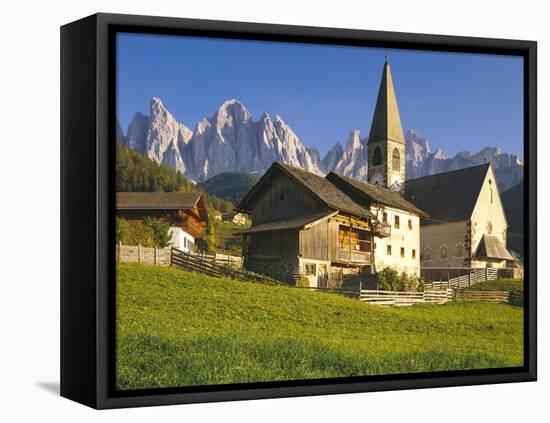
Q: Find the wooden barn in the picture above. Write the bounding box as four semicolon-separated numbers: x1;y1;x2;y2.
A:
236;162;389;286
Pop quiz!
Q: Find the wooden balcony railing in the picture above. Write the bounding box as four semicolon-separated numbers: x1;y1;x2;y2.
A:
336;249;372;263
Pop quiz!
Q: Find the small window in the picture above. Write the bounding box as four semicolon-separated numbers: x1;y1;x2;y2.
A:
456;244;464;257
304;263;316;276
412;249;416;259
440;246;448;259
400;247;405;258
394;215;400;229
489;187;493;204
408;219;413;230
373;146;383;166
387;245;392;256
382;212;388;224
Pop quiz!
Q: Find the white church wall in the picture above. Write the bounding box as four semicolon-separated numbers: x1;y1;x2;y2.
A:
470;166;508;260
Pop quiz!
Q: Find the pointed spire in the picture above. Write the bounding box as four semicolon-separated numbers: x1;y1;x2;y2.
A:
367;60;405;145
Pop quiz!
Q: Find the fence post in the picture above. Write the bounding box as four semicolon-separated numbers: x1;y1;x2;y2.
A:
138;244;141;264
117;241;121;263
154;245;157;266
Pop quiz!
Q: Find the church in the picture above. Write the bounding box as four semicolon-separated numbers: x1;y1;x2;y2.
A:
236;58;514;286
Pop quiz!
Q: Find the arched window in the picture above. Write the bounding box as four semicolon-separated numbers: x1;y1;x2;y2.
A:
440;246;448;259
423;247;431;261
456;244;464;258
392;148;400;171
372;146;382;166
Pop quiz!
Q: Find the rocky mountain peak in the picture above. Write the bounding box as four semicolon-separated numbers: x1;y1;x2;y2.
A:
213;98;252;128
119;98;523;190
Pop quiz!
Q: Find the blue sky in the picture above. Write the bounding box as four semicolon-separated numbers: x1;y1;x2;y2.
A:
117;33;524;159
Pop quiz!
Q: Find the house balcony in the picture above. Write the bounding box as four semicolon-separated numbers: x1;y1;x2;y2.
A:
373;222;391;238
336;248;372;264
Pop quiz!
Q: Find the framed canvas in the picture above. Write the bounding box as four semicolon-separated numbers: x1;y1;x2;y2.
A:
60;13;537;409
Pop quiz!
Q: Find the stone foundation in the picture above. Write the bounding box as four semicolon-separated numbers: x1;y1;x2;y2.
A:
244;255;299;285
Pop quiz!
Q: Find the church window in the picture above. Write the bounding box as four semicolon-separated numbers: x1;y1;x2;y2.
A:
412;249;416;259
394;215;400;229
373;146;383;166
392;148;400;171
387;245;392;256
486;221;493;234
382;212;388;224
489;187;493;204
408;219;413;230
456;244;464;257
440;246;448;259
400;247;405;258
423;247;431;261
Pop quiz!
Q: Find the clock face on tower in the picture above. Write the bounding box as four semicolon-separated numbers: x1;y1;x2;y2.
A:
370;172;385;186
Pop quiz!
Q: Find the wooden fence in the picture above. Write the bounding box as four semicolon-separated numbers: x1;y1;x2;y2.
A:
456;289;510;303
116;242;171;266
359;289;453;307
171;247;281;285
422;267;515;289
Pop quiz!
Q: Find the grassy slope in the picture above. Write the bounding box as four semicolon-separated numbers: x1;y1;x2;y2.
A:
468;278;524;293
116;264;524;390
213;220;248;255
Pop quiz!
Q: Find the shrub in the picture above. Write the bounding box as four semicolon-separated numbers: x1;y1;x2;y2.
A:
116;217;171;248
376;267;403;291
296;276;311;288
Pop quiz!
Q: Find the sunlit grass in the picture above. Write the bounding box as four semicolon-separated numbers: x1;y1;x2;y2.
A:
116;264;524;390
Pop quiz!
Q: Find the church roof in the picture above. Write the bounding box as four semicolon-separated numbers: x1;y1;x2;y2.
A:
404;163;490;223
237;162;374;220
367;61;405;145
474;234;515;261
326;172;428;217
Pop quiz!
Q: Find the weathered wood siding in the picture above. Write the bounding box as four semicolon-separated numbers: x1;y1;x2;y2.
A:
251;173;329;225
250;230;299;257
328;220;339;261
299;221;329;260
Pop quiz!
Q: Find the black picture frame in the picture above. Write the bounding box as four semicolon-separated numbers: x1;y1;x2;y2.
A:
60;12;537;409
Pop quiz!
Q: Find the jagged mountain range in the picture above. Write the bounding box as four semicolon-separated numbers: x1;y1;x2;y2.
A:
117;97;523;190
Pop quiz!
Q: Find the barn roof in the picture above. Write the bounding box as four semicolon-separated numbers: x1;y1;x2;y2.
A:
235;211;337;235
238;162;374;219
474;234;514;261
116;192;203;210
326;172;428;217
404;163;490;223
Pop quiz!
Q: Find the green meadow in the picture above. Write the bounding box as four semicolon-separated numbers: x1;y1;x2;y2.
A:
116;264;523;390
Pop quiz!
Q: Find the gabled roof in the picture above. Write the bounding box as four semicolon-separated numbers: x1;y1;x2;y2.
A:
368;61;405;145
116;192;202;210
475;234;514;261
326;172;428;217
237;162;374;219
235;211;337;235
404;164;491;223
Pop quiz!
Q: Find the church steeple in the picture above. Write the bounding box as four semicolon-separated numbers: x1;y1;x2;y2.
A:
367;59;406;190
368;59;405;146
